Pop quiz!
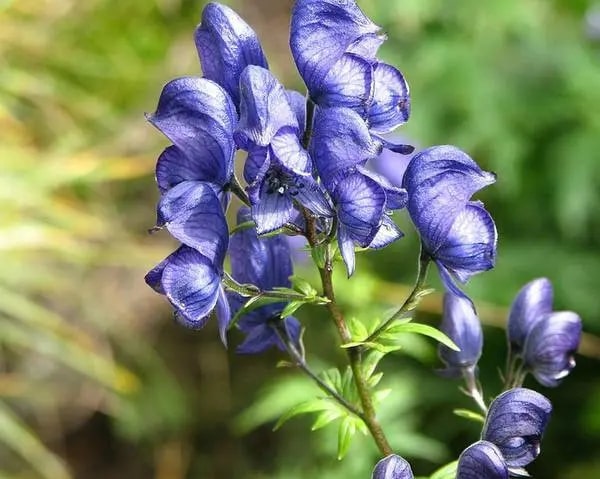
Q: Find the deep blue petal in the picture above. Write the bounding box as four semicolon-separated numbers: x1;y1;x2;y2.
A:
457;441;509;479
523;311;582;387
148;77;236;187
286;89;307;139
194;2;268;105
270;127;311;174
215;285;231;345
403;145;496;251
368;62;410;134
358;165;408;210
338;224;356;277
157;181;229;267
371;454;414;479
292;174;334;218
335;173;385;246
248;180;295;235
161;246;221;330
236;66;299;148
439;293;483;371
508;278;553;353
482;388;552;468
243;145;269;184
368;215;404;249
145;247;188;295
435;261;474;302
290;0;380;96
311;107;381;191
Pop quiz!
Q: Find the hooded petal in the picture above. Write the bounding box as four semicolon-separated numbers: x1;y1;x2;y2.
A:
368;215;404;249
236;66;299;148
402;145;496;251
311;107;381;191
286;89;307;139
371;454;414;479
508;278;554;353
523;311;582;387
482;388;552;468
145;246;187;295
156;181;229;267
290;0;380;96
194;2;268;105
439;293;483;371
148;77;236;187
457;441;509;479
161;246;222;330
368;62;410;134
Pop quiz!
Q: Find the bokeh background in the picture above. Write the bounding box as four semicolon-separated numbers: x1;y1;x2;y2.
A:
2;0;600;477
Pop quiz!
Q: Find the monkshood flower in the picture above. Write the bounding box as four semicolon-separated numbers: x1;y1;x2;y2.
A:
194;2;268;106
236;66;333;234
310;107;407;275
438;293;483;376
371;454;414;479
229;208;301;354
482;388;552;469
290;0;411;137
457;441;508;479
507;278;582;387
148;77;237;204
145;183;231;342
402;145;497;299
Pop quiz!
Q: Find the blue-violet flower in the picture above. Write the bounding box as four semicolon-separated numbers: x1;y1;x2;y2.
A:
371;454;414;479
457;441;508;479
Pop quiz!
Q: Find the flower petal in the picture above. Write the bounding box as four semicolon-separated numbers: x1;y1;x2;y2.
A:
249;181;295;235
368;215;404;249
236;66;299;148
523;311;582;387
161;247;221;330
338;224;356;277
290;0;380;96
286;89;307;139
482;388;552;468
292;175;334;218
508;278;554;353
157;181;229;267
215;285;231;345
148;77;236;187
270;127;311;174
371;454;414;479
457;441;509;479
358;165;408;210
368;62;410;134
194;2;268;105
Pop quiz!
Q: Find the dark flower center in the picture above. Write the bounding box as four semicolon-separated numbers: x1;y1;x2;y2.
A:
265;168;305;196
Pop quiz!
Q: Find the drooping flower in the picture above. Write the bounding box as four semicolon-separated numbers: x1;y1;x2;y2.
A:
229;208;301;354
438;293;483;376
402;145;497;298
194;2;268;106
147;77;237;204
371;454;414;479
457;441;509;479
290;0;410;137
482;388;552;468
235;66;333;234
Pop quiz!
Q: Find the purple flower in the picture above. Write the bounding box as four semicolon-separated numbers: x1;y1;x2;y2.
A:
402;145;497;298
145;182;231;342
194;2;268;106
371;454;414;479
236;66;333;234
290;0;410;135
457;441;508;479
229;208;301;354
507;278;582;387
148;77;237;203
482;388;552;468
438;293;483;376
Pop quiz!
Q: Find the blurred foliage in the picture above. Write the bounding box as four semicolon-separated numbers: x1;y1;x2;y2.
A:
1;0;599;478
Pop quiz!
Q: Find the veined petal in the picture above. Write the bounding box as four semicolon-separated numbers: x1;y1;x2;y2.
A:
270;127;311;174
371;454;414;479
249;181;295;234
237;315;301;355
290;0;380;95
161;247;222;330
148;77;236;186
293;174;334;218
369;62;410;134
316;53;373;114
311;106;381;191
435;261;473;302
338;224;356;277
358;165;408;210
508;278;553;353
335;173;385;247
403;145;496;250
523;311;582;387
236;66;299;148
482;388;552;468
457;441;509;479
435;202;497;281
194;2;268;105
145;246;187;295
157;181;229;267
368;215;404;249
215;285;231;345
243;144;270;184
286;89;307;139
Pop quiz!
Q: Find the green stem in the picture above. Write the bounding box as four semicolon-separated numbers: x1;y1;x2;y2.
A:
366;249;431;343
222;273;317;302
462;366;487;414
229;173;250;206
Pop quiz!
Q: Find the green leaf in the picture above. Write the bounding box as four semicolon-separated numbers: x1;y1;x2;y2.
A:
229;220;255;235
362;351;385;379
290;276;317;297
373;388;392;404
453;409;486;424
429;460;458;479
280;300;304;318
368;372;384;388
310;243;327;269
228;295;286;330
273;399;331;430
312;408;344;430
347;316;369;341
384;322;459;351
337;416;357;460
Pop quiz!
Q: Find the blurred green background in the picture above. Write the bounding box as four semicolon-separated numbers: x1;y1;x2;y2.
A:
1;0;599;477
